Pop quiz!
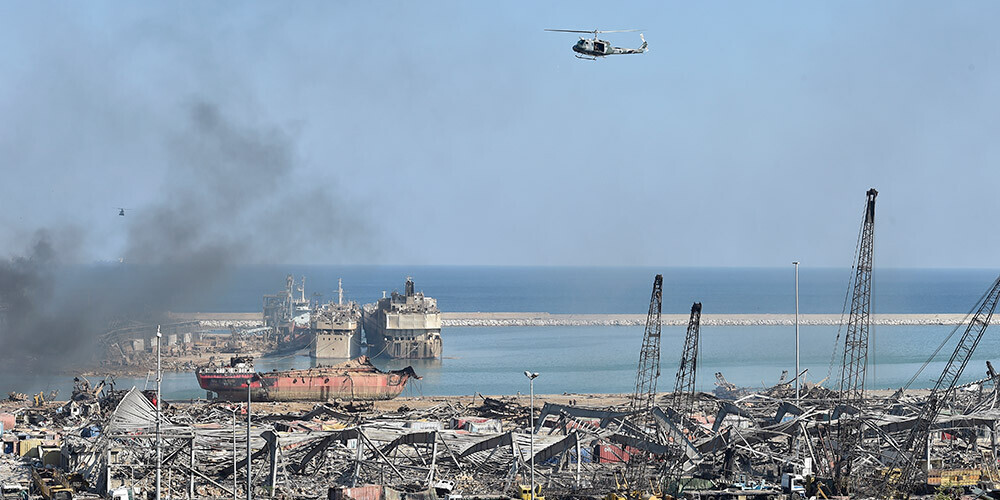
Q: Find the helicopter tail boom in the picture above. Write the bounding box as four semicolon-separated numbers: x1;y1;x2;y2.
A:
609;34;648;55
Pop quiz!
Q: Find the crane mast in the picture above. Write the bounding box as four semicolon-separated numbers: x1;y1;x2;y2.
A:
840;188;878;401
877;274;1000;498
624;274;663;489
672;302;702;416
833;188;877;493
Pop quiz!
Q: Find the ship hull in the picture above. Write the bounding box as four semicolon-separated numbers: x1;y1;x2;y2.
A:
363;314;442;359
259;356;417;402
310;330;362;359
195;372;267;401
259;372;408;401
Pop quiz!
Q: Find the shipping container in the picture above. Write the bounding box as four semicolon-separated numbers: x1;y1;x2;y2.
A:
0;413;16;433
19;439;42;458
465;420;502;433
2;435;18;454
405;421;444;431
450;416;502;433
329;485;383;500
569;446;593;464
595;444;630;463
39;446;61;466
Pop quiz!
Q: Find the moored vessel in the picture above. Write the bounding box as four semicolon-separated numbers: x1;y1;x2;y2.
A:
258;356;418;401
310;279;363;359
195;356;266;401
262;275;313;354
363;277;442;359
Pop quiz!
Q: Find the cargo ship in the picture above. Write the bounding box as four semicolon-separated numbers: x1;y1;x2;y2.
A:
195;356;266;401
363;277;442;359
262;275;313;354
258;356;418;401
196;356;417;402
310;279;363;359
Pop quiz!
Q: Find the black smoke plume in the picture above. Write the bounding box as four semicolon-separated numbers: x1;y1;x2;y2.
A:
0;102;370;371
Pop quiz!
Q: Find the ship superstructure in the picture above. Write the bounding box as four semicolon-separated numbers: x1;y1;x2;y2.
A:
363;277;442;359
310;279;363;359
262;275;312;354
262;275;311;334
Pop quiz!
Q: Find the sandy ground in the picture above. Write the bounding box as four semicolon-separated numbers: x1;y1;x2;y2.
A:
1;389;934;417
0;393;630;416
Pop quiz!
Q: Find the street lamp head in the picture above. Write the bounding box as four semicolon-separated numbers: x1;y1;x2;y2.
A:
792;261;799;265
523;371;539;380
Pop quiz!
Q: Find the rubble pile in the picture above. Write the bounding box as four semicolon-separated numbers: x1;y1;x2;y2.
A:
3;371;1000;499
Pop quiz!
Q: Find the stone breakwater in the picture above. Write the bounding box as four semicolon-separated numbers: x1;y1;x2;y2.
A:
198;319;263;328
167;312;264;329
440;312;973;327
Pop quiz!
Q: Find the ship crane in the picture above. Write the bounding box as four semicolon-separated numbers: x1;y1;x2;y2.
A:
672;302;702;417
833;188;877;491
874;274;1000;498
621;274;663;494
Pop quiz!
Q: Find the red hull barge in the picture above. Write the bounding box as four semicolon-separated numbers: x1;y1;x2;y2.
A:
196;356;267;401
259;356;418;402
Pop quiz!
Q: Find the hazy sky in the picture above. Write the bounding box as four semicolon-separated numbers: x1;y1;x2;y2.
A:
2;2;999;267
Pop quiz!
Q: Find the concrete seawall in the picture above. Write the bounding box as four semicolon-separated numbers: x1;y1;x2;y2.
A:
169;311;973;328
440;312;972;327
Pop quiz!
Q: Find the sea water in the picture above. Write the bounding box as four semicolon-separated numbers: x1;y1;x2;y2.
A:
98;265;1000;314
4;266;1000;398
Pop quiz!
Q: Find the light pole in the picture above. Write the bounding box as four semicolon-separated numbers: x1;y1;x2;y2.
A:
230;406;238;500
792;261;800;403
523;371;539;500
246;376;256;500
155;325;162;500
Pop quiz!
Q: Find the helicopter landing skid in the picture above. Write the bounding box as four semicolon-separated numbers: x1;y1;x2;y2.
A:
575;55;598;60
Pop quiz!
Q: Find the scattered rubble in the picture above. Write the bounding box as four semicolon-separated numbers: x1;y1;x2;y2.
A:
3;371;1000;499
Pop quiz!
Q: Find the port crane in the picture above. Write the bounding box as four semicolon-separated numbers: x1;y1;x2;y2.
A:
833;188;877;491
874;274;1000;498
672;302;702;417
840;188;878;402
618;274;663;498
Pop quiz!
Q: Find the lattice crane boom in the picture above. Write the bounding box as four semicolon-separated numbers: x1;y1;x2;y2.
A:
840;188;878;402
834;188;877;493
624;274;663;489
672;302;702;416
629;274;664;417
877;274;1000;498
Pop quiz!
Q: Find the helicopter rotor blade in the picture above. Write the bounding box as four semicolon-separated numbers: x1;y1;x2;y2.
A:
545;28;643;34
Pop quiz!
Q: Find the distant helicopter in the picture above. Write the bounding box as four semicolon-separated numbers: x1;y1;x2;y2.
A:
545;29;647;59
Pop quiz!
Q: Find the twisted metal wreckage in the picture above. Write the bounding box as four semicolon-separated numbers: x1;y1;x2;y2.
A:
46;363;1000;500
28;188;1000;498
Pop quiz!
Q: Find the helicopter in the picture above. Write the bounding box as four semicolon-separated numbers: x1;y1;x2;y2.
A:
545;29;647;60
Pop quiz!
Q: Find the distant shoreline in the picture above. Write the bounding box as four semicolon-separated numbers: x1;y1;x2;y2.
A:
169;311;972;328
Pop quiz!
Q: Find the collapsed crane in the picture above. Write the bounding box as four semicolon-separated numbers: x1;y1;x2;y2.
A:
875;274;1000;498
833;188;877;490
672;302;702;417
623;274;663;491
